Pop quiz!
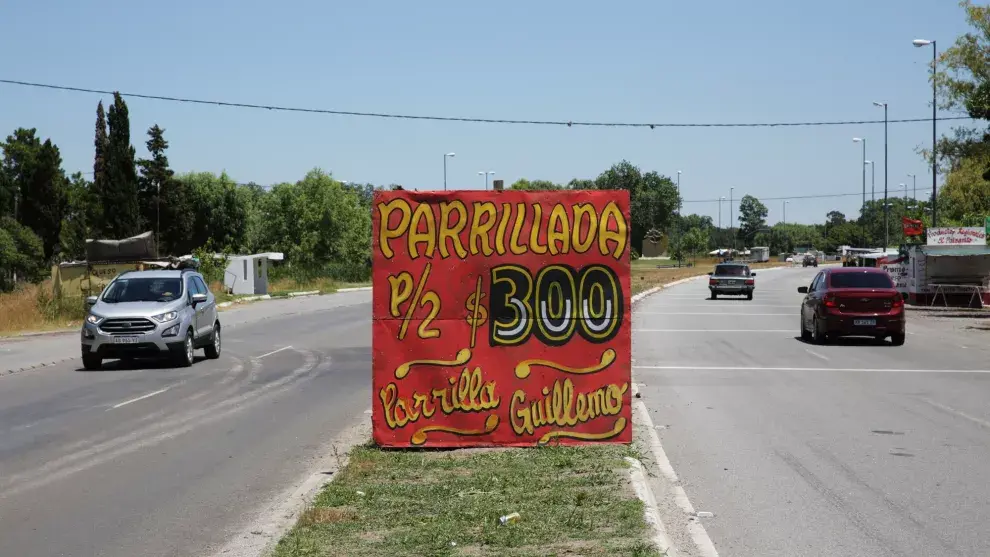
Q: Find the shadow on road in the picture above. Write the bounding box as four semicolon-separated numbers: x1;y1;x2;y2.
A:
75;357;206;373
792;336;891;347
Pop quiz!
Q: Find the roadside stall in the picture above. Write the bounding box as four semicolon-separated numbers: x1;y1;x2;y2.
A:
903;227;990;308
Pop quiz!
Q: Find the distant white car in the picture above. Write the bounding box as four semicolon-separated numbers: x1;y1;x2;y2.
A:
786;256;795;263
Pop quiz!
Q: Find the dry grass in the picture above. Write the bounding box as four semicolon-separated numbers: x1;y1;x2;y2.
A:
631;257;789;295
0;282;87;337
273;444;661;557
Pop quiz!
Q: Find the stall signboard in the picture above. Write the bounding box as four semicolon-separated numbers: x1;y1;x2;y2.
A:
371;189;632;447
927;227;986;246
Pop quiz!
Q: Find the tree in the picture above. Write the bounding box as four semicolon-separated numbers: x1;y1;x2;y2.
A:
510;178;562;191
1;128;67;261
826;211;846;227
138;125;175;255
60;173;94;260
101;92;141;239
0;217;45;290
91;101;109;234
937;152;990;226
682;227;709;261
737;195;768;240
21;139;68;261
928;1;990;171
178;171;249;253
566;178;595;190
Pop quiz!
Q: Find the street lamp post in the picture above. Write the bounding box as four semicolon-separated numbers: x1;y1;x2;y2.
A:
873;101;889;247
443;152;455;190
730;187;735;252
913;39;938;227
477;171;495;190
908;173;917;201
899;182;907;203
853;137;866;210
865;161;876;202
675;170;682;267
783;200;789;224
718;196;725;232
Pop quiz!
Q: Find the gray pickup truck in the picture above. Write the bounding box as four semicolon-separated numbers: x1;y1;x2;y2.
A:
708;263;756;300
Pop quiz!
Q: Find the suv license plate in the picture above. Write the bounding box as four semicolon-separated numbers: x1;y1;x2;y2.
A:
113;336;140;344
853;319;876;327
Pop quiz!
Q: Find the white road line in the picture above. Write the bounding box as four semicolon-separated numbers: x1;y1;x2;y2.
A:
255;345;293;359
803;348;830;361
916;397;990;429
636;312;793;316
633;394;720;556
109;386;172;410
634;329;793;333
634;365;990;374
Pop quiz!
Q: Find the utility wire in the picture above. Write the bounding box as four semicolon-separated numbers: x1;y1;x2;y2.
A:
683;190;897;204
0;78;977;129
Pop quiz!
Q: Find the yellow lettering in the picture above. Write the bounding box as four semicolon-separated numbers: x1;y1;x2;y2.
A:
598;201;628;259
469;202;497;256
528;204;547;254
377;199;411;259
571;203;597;253
509;379;628;434
547;204;570;255
408;204;436;259
438;201;468;259
509;203;528;255
495;202;512;255
387;272;413;318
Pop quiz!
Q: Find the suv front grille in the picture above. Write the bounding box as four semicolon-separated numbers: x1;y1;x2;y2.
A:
100;318;157;335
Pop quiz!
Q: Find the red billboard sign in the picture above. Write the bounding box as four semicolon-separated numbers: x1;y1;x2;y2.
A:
372;190;632;447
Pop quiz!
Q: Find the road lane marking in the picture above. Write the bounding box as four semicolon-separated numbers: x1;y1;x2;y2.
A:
916;397;990;429
632;388;720;557
636;312;793;316
109;386;172;410
634;365;990;374
804;348;829;361
255;345;293;359
634;329;793;333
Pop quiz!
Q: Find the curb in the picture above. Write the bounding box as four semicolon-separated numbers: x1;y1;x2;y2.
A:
625;455;678;556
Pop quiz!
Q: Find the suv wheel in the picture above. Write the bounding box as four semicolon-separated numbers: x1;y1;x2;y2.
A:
205;324;221;359
82;354;102;371
173;330;195;368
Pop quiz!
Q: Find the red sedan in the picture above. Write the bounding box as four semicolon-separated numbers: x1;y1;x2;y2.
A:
798;267;905;345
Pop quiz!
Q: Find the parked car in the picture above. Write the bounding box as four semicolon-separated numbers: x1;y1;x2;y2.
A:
81;269;222;370
708;263;756;300
797;267;905;345
802;253;818;267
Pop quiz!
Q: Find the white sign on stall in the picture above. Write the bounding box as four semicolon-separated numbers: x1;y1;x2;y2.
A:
927;227;987;246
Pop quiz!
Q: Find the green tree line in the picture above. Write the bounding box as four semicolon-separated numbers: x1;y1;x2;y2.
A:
0;93;374;292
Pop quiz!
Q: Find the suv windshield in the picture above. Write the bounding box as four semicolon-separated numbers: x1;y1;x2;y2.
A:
715;265;750;277
829;272;893;289
102;277;183;303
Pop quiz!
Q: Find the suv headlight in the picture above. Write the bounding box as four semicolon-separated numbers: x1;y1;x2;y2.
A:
152;311;179;323
86;314;103;325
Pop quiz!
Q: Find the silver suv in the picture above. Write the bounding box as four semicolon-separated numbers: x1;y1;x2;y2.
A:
81;269;221;370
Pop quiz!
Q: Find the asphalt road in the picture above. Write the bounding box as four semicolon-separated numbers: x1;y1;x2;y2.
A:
635;266;990;557
0;291;372;557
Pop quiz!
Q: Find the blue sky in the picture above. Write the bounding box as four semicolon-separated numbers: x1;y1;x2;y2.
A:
0;0;974;225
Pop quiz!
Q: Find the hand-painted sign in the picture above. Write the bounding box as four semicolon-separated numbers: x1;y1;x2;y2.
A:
372;190;632;447
927;227;987;246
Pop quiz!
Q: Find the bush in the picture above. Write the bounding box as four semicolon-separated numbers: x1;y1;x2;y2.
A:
268;260;370;284
36;287;87;322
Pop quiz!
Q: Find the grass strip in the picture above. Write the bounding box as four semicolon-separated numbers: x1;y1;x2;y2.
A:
274;444;662;557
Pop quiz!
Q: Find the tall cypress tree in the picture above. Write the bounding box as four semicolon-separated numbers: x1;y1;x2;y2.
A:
90;101;109;236
21;139;68;261
138;125;191;255
102;92;141;238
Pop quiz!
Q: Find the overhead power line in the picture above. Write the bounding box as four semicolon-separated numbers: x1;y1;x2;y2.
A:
683;190;878;204
0;78;977;129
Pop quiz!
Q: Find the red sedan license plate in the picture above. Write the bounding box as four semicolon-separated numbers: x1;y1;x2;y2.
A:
853;319;876;327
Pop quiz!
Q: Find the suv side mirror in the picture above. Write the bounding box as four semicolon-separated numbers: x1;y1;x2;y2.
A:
191;293;208;306
85;295;98;306
707;272;713;276
797;286;809;294
750;272;757;276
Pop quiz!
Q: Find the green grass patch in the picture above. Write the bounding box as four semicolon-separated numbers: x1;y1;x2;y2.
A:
273;444;662;557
